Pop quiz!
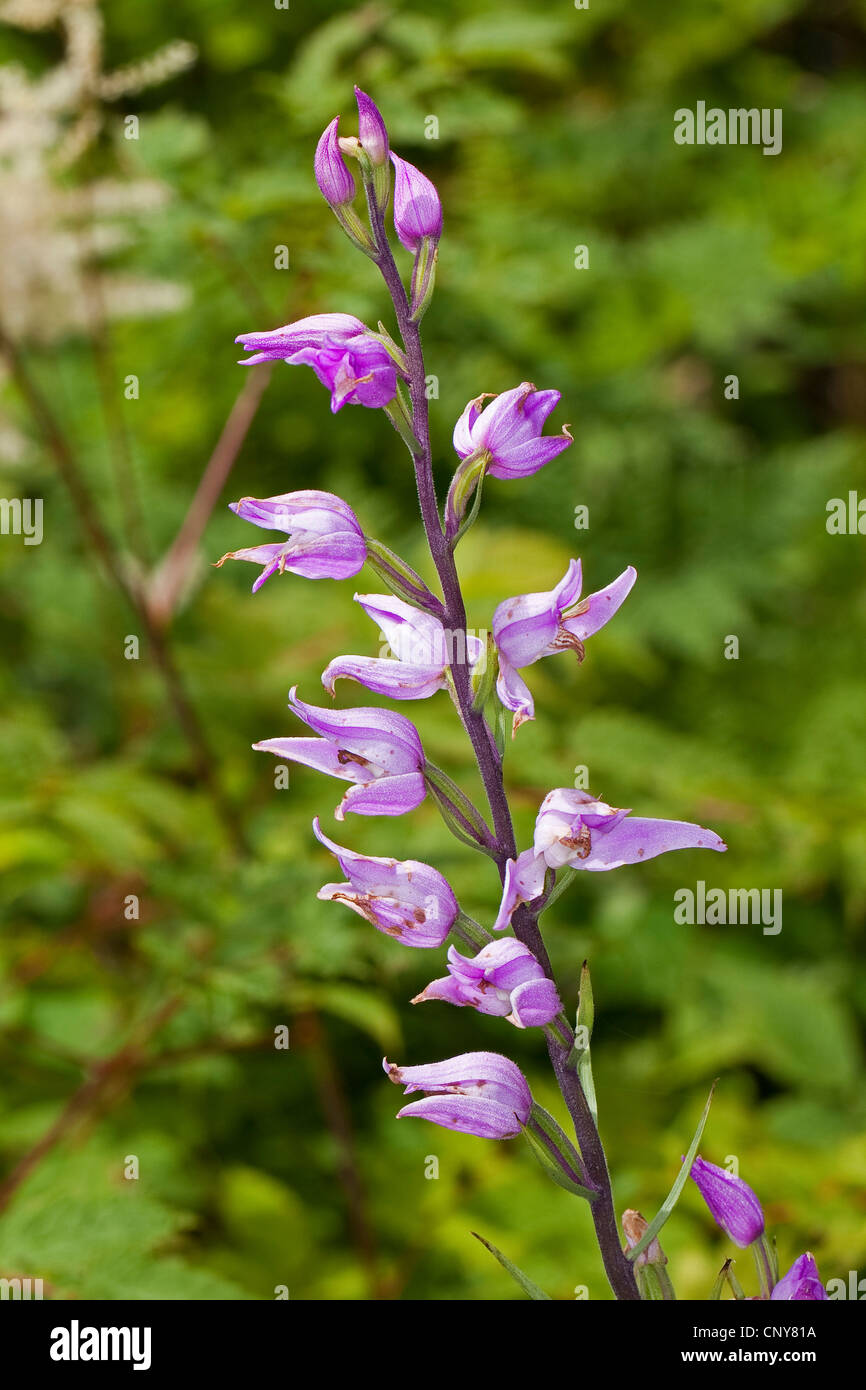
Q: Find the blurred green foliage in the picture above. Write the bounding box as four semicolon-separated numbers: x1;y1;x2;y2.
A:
0;0;864;1300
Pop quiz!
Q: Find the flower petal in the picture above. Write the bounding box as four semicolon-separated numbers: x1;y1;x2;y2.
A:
354;592;446;666
337;771;427;819
253;736;372;782
321;655;447;700
579;816;727;871
509;977;562;1028
493;849;547;930
486;434;571;480
562;565;637;641
395;1094;524;1139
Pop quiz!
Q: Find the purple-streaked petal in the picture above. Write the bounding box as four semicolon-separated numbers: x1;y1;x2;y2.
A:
337;771;427;819
253;736;373;783
521;388;562;434
321;655;447;700
493;590;559;669
551;557;583;611
495;659;535;735
278;531;366;581
475;938;545;991
579;815;727;871
354;86;389;165
390;153;442;252
230;489;361;535
486;433;572;480
354;593;446;666
288;689;424;774
493;849;547;931
314;116;356;205
771;1254;827;1301
384;1051;531;1116
690;1156;765;1248
475;384;538;451
452;396;483;458
562;565;637;641
395;1094;524;1140
236;313;365;358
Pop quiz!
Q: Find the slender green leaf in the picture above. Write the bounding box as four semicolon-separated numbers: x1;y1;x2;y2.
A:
626;1081;717;1263
472;1232;552;1300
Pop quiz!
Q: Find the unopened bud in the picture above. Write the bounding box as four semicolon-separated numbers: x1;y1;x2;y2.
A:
622;1209;666;1267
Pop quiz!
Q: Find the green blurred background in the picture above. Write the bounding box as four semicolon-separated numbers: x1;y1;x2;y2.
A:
1;0;864;1300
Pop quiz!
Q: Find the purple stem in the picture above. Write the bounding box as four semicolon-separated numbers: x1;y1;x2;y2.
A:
365;179;638;1302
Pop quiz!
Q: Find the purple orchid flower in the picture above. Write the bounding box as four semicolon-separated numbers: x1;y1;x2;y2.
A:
413;938;562;1028
494;788;726;930
493;559;637;733
771;1253;828;1301
354;86;389;166
384;1051;532;1139
390;153;442;252
312;817;456;946
216;489;366;591
236;312;397;413
314;117;356;207
321;592;484;700
453;381;572;481
689;1156;765;1248
254;688;426;820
